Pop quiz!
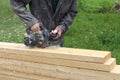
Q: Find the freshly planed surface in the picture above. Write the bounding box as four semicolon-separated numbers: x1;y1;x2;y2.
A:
0;68;63;80
0;76;15;80
111;65;120;74
0;42;120;80
0;59;119;80
0;53;116;71
0;75;30;80
0;42;111;63
0;68;109;80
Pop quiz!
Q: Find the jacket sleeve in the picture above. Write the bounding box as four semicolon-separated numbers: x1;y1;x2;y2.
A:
10;0;39;28
59;0;78;33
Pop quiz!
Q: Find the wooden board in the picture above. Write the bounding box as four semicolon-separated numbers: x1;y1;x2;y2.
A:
0;64;114;80
0;58;118;76
0;42;111;63
0;61;120;80
0;74;30;80
0;52;116;71
0;42;120;80
111;65;120;74
0;76;15;80
0;55;115;71
0;68;63;80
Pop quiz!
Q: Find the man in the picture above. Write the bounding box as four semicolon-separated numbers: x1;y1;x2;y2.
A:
10;0;78;47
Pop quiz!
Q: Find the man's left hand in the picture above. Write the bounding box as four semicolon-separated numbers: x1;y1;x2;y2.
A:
54;26;63;40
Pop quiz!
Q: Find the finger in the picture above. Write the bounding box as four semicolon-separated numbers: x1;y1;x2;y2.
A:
57;30;61;37
53;28;62;40
31;26;36;32
31;26;40;32
34;27;37;31
54;35;59;40
36;26;40;31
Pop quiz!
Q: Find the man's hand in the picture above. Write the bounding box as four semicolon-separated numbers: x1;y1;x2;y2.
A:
54;26;63;40
31;22;42;32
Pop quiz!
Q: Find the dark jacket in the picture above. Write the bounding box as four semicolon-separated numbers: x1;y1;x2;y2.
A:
10;0;78;45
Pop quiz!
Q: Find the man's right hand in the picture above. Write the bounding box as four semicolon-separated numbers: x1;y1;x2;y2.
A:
31;22;42;32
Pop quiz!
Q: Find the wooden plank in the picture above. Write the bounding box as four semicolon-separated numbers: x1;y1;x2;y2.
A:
0;76;14;80
111;65;120;74
0;55;115;71
0;64;95;80
0;64;112;80
0;58;117;77
0;52;116;71
0;58;119;80
0;42;111;63
0;74;30;80
0;62;120;80
0;68;63;80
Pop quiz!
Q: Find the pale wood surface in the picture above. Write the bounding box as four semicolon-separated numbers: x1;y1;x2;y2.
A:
0;68;63;80
0;58;114;74
0;76;14;80
0;42;120;80
111;65;120;74
0;42;111;63
0;64;114;80
0;58;119;77
0;52;116;71
0;62;120;80
0;74;30;80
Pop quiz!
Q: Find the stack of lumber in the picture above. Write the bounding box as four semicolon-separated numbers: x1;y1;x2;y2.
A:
0;42;120;80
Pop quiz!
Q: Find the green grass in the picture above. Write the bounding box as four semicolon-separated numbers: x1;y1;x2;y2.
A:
65;12;120;64
0;0;120;64
0;1;25;43
78;0;119;13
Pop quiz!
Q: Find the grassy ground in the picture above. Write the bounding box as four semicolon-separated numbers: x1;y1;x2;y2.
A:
65;12;120;64
0;1;25;43
0;0;120;64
